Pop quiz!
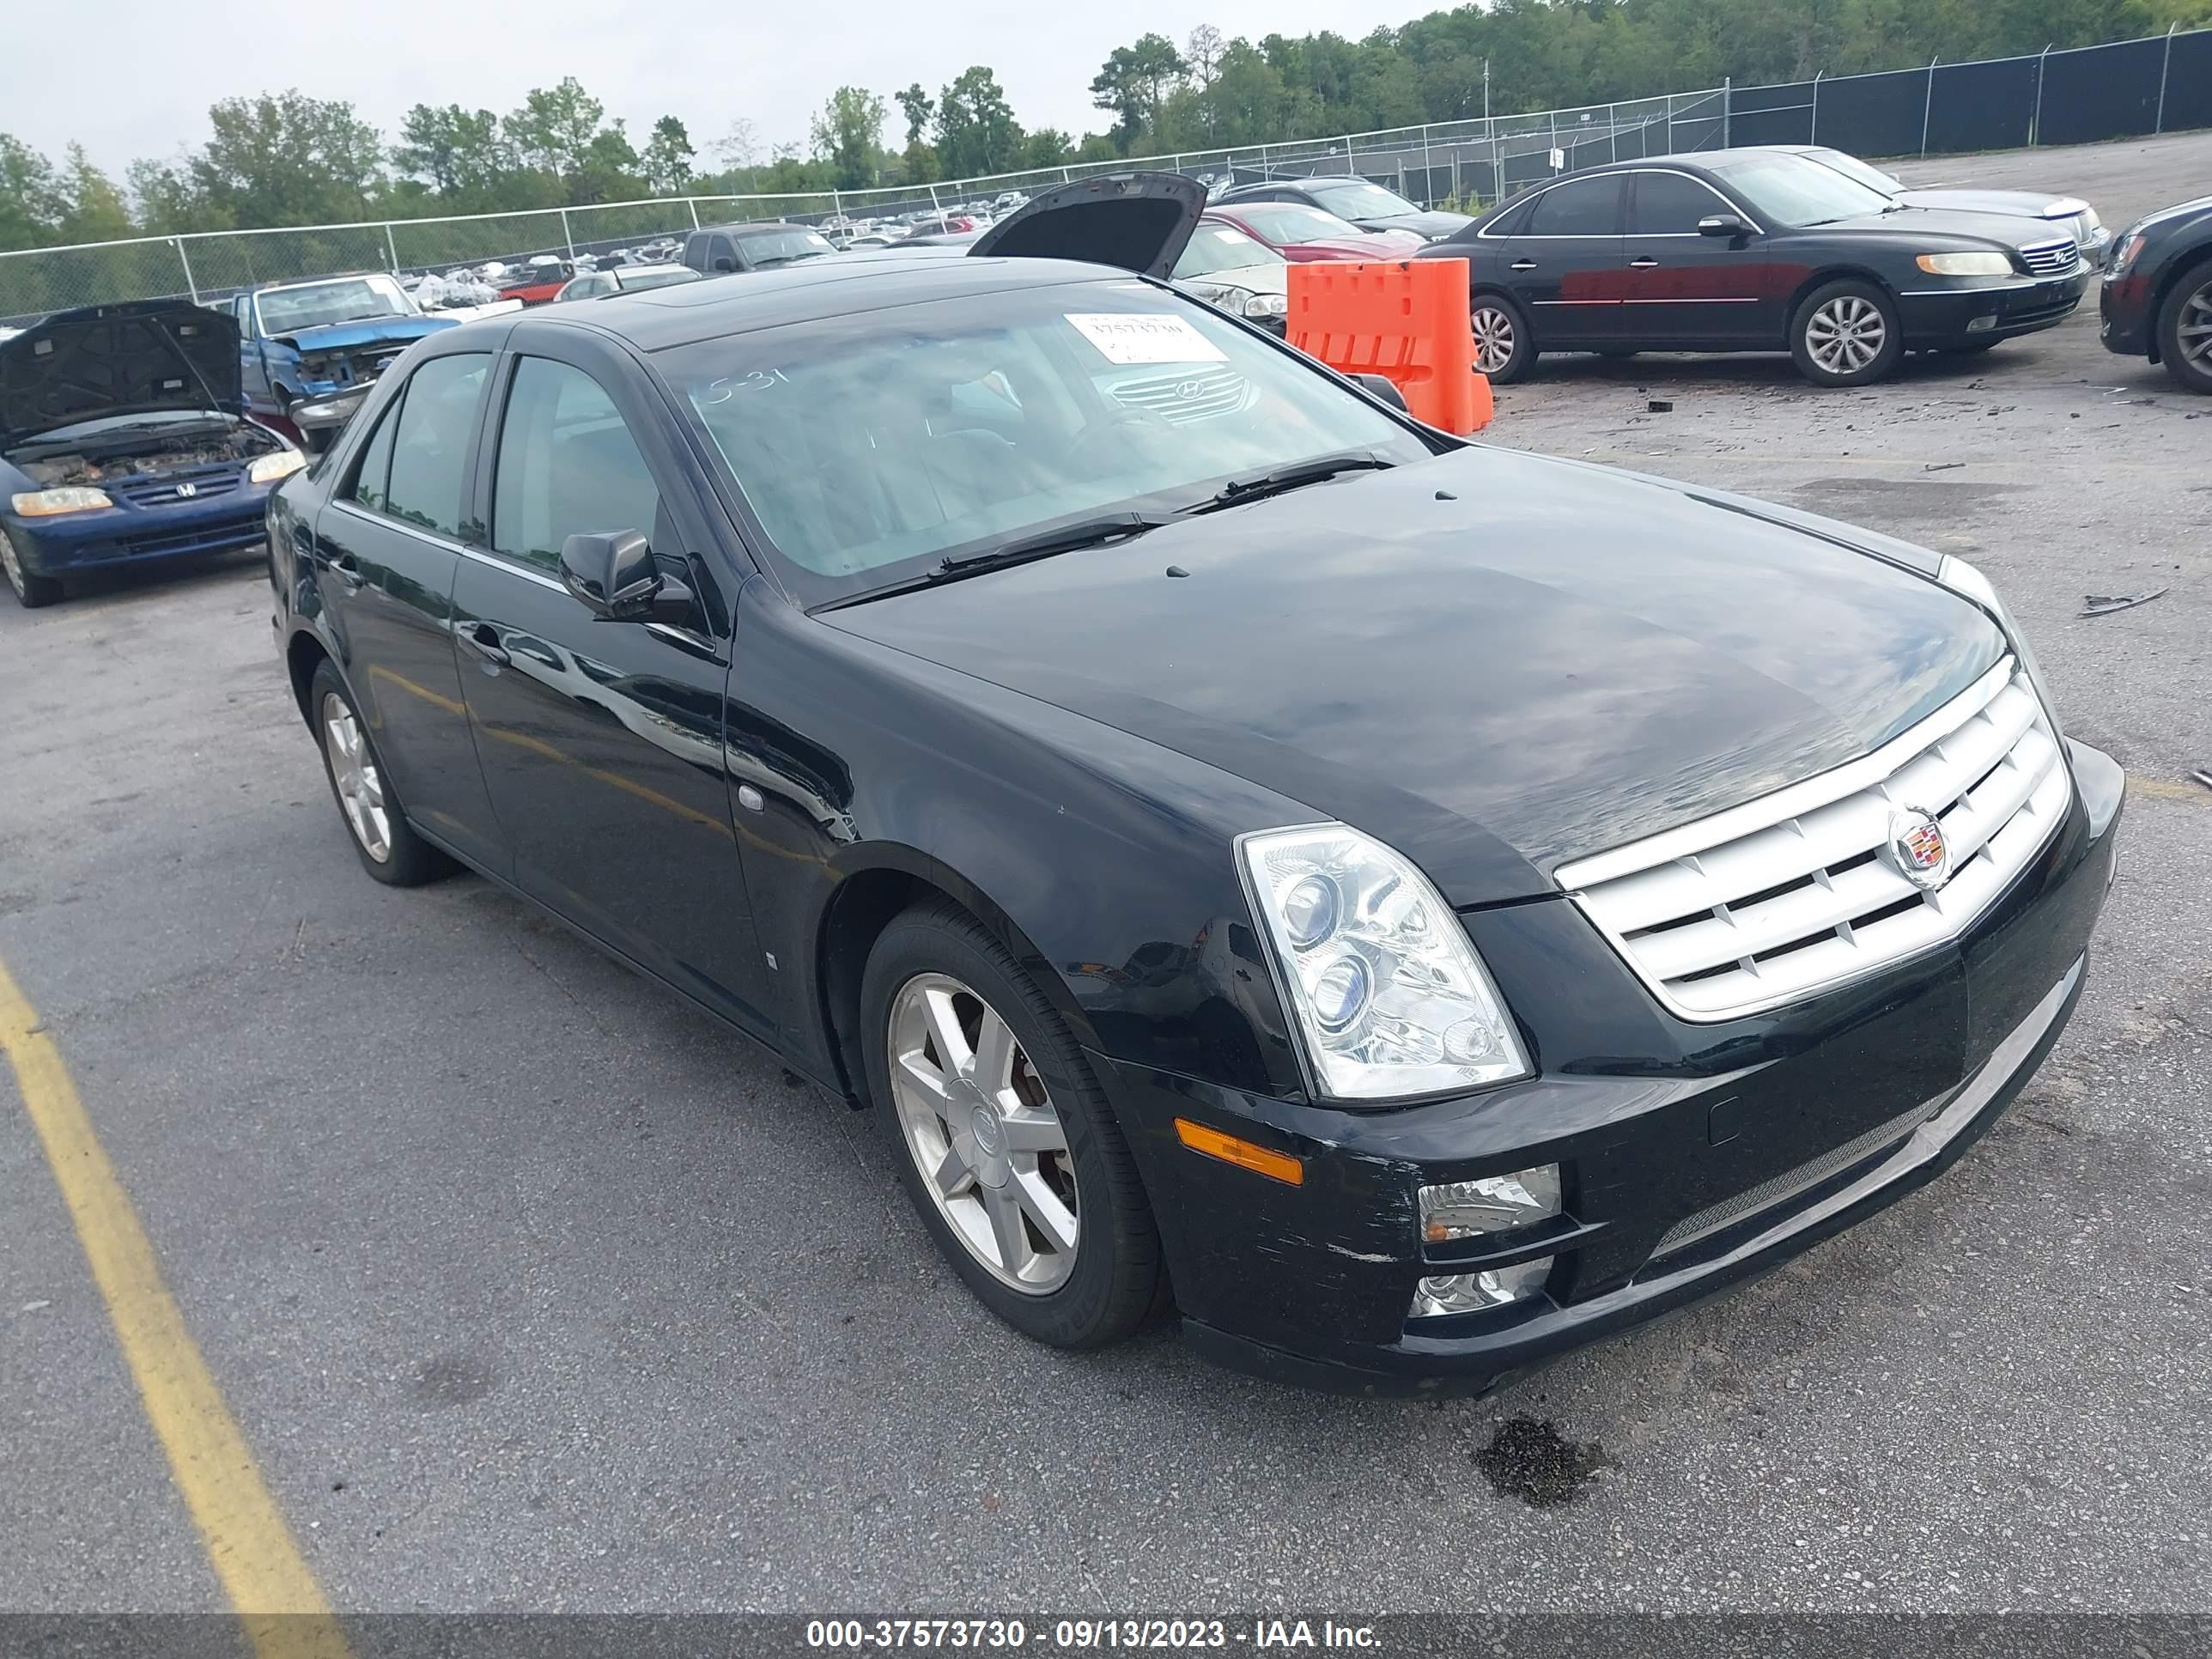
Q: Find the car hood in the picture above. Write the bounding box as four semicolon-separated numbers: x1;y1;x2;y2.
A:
1895;187;2080;222
826;447;2004;905
1286;232;1426;259
1821;206;2075;252
1;299;240;448
969;172;1206;279
1354;209;1472;240
269;315;454;355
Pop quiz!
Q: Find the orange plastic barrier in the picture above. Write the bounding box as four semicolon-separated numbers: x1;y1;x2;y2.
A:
1286;258;1492;434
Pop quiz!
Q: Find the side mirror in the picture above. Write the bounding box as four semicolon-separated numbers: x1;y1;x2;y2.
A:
711;256;737;273
562;530;677;621
1698;213;1751;239
1352;373;1409;411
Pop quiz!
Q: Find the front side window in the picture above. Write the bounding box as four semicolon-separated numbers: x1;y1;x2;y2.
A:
255;276;416;337
382;354;489;538
1231;204;1366;246
1629;172;1735;235
1711;155;1894;228
1174;222;1287;279
663;280;1428;606
1523;176;1622;236
493;358;661;574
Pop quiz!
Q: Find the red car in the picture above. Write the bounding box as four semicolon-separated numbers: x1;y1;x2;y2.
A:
1202;201;1425;263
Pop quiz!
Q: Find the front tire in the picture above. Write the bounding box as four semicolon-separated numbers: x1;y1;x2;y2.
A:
861;902;1164;1349
1790;279;1904;386
308;660;455;886
1;529;63;608
1471;292;1536;384
2156;257;2212;395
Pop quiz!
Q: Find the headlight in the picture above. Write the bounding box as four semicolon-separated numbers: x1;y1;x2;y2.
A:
1936;554;2060;735
1241;291;1289;319
248;449;307;484
2107;230;2146;276
9;487;112;517
1237;823;1530;1100
1915;251;2014;276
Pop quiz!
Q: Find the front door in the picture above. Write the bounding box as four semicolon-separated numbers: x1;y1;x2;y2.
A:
312;349;507;873
451;344;773;1038
1620;170;1777;348
1497;172;1626;349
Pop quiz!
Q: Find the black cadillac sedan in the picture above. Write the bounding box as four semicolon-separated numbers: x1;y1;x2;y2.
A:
2099;191;2212;394
1421;148;2089;386
270;174;2122;1396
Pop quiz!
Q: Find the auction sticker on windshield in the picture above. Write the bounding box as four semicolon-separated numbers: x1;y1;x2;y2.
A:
1065;313;1228;365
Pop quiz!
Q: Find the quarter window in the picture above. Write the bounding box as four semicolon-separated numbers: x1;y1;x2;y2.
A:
382;354;489;538
1630;172;1731;235
1523;175;1622;236
346;398;401;514
492;358;662;575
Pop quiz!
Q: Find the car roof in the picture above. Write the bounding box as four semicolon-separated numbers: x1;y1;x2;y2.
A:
461;252;1142;351
693;221;823;236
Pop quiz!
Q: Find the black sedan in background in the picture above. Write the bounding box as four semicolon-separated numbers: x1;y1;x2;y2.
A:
2100;192;2212;394
269;173;2120;1396
1216;174;1472;242
1424;148;2088;386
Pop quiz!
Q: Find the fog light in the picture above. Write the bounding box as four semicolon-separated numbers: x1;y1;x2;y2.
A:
1419;1165;1560;1243
1411;1256;1552;1318
1966;314;1997;332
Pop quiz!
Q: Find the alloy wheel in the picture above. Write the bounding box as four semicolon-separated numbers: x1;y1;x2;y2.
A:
1806;295;1887;375
320;692;392;863
2180;280;2212;373
0;532;25;597
1471;306;1516;374
887;972;1079;1294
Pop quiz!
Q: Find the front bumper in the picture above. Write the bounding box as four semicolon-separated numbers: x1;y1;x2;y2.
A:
1899;269;2087;346
1099;739;2122;1396
2098;270;2155;358
3;486;274;576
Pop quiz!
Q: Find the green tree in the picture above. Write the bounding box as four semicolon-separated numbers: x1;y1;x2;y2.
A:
574;124;647;204
191;91;385;228
896;83;936;146
507;77;605;182
0;134;66;250
58;145;134;242
393;105;508;198
1090;33;1188;151
1021;128;1076;167
642;116;695;194
810;87;887;191
934;67;1023;179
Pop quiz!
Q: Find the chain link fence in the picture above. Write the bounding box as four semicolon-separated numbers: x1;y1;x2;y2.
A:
3;26;2205;325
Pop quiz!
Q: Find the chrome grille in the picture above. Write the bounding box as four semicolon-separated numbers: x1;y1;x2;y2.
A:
110;466;242;507
2018;239;2079;277
1106;365;1255;425
1557;657;2070;1021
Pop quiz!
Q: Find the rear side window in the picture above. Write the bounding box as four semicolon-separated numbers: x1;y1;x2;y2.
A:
492;358;661;574
1524;175;1622;236
346;398;401;514
1630;172;1730;235
383;354;489;538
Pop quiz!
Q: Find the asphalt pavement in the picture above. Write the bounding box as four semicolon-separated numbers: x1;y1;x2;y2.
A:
2;131;2208;1621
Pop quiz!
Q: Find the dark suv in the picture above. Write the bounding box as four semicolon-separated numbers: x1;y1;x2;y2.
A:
678;222;837;277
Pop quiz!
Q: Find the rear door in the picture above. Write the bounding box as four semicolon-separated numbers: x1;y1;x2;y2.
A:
1620;169;1775;347
1495;173;1625;348
310;347;507;873
450;332;773;1036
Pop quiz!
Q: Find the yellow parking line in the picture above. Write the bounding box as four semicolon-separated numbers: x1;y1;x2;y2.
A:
0;956;350;1659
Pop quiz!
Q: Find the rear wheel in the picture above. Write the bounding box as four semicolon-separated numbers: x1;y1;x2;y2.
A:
1790;279;1904;386
861;902;1165;1348
1471;293;1536;384
1;529;63;608
2156;258;2212;395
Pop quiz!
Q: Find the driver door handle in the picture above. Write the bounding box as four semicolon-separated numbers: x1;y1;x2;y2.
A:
1628;256;1661;269
460;622;510;667
1510;258;1537;271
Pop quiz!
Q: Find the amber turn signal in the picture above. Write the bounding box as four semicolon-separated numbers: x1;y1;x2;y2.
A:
1173;1118;1304;1186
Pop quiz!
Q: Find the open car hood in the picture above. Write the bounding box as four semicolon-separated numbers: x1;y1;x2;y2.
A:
1;299;240;449
967;172;1206;279
270;316;453;356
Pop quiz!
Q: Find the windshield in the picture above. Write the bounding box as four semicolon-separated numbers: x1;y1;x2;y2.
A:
1805;149;1905;198
616;264;701;291
1231;204;1365;245
255;276;415;335
1711;155;1895;227
1174;222;1287;278
1306;179;1420;220
662;280;1425;605
735;228;836;266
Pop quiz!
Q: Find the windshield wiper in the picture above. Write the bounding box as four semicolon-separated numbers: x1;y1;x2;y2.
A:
1189;450;1395;514
811;512;1178;612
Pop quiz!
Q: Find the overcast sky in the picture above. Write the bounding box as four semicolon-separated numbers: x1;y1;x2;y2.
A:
18;0;1433;181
